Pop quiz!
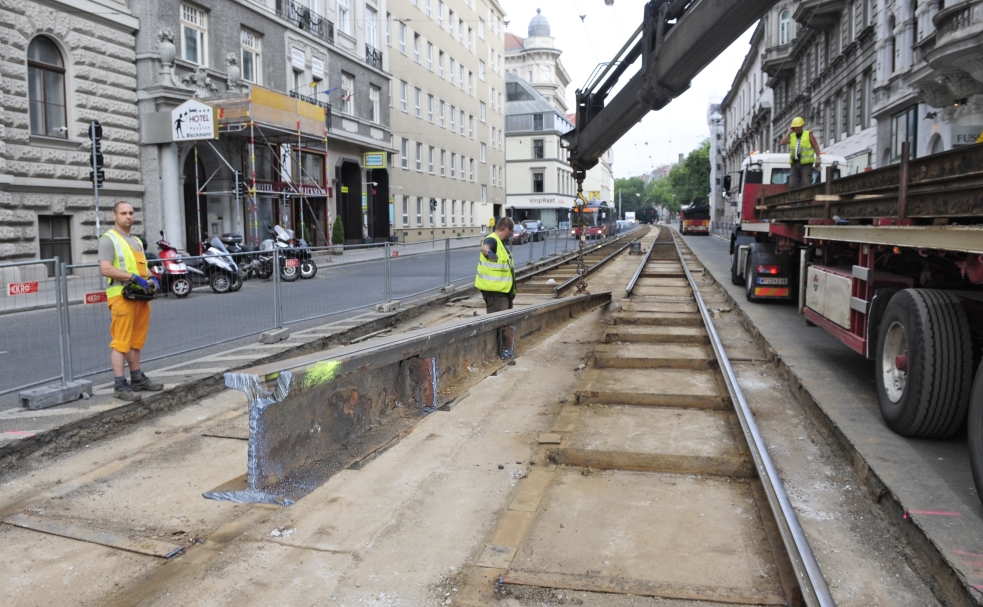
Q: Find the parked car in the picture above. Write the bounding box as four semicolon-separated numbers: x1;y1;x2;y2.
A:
522;220;546;241
509;223;530;244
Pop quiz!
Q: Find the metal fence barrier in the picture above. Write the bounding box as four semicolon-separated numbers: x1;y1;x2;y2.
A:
0;232;588;399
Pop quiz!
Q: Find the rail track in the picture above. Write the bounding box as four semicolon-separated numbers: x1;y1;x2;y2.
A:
463;227;833;606
516;228;645;297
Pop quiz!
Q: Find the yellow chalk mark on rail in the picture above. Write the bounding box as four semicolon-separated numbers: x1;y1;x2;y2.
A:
305;360;342;388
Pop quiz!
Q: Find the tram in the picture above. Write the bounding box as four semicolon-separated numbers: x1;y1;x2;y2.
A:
571;201;616;240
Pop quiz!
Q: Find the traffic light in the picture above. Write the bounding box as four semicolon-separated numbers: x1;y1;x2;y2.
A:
89;121;103;188
234;172;248;197
429;198;437;211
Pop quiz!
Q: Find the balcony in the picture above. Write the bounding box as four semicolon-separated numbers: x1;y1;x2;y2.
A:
916;0;983;95
761;43;794;78
366;44;383;70
793;0;846;30
276;0;335;45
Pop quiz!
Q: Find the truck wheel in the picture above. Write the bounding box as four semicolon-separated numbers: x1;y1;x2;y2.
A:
968;361;983;507
744;255;758;302
731;253;743;285
875;289;972;438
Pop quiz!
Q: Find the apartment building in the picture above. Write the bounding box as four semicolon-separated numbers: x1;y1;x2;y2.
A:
132;0;394;250
0;0;142;275
387;0;507;243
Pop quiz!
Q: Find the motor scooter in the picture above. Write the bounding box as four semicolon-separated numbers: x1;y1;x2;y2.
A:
185;234;243;293
146;232;192;297
268;225;317;280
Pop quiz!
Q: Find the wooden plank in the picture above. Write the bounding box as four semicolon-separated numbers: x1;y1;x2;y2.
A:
548;448;755;478
3;513;185;558
502;570;786;605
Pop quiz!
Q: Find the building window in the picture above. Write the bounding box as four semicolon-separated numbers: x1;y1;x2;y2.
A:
451;200;457;225
416;197;423;225
402;196;409;226
470;201;475;224
451;152;456;178
427;43;433;70
338;0;351;36
533;114;544;130
460;65;465;90
426;0;432;17
440;100;445;126
533;172;544;193
340;72;354;114
400;80;407;111
416;142;423;171
38;215;71;275
481;185;486;203
386;12;391;46
460;155;465;179
469;159;474;181
460;109;465;135
468;71;474;94
450;106;455;131
429;147;435;173
459;19;464;43
27;37;67;138
181;3;207;65
369;85;381;123
415;87;421;117
366;6;378;47
478;18;485;39
779;10;791;45
468;115;473;138
438;1;444;27
479;60;485;81
449;10;455;36
428;95;434;122
440;150;446;176
399;22;406;54
891;105;918;164
441;199;446;225
862;72;872;129
401;138;409;168
467;27;473;51
480;142;486;162
480;102;486;122
240;29;261;84
438;51;444;77
450;59;455;85
414;34;420;62
533;139;544;159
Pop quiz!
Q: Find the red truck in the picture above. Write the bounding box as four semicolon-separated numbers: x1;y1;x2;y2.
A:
728;142;983;498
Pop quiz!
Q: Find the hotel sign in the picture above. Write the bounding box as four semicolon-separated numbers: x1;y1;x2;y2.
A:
171;99;216;141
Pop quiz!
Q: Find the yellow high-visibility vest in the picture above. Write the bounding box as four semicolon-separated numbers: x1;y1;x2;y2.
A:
789;130;816;165
474;233;514;294
103;230;146;298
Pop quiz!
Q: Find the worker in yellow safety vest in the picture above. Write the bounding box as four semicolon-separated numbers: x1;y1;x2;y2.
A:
98;202;164;401
475;217;516;314
780;116;823;190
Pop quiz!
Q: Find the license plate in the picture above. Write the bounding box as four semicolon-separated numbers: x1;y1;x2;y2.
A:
757;277;787;285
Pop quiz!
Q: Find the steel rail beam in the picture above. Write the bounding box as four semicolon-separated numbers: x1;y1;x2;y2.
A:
625;230;660;296
670;231;835;607
517;227;644;284
211;292;612;505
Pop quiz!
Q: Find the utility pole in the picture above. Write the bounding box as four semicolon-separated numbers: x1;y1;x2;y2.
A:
618;190;622;220
430;198;437;248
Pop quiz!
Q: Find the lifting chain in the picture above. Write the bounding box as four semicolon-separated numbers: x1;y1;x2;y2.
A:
574;181;590;296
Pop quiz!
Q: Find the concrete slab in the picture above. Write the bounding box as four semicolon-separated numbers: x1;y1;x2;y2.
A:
623;301;698;313
507;468;784;603
631;286;693;297
604;326;708;344
570;406;738;459
634;278;690;287
614;312;702;326
19;380;93;410
577;368;726;409
593;343;713;369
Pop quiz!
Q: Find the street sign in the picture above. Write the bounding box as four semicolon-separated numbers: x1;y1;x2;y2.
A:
171;99;217;141
85;292;108;305
7;282;39;296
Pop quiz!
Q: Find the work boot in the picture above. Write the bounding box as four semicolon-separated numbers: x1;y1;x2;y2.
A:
113;381;142;401
130;372;164;392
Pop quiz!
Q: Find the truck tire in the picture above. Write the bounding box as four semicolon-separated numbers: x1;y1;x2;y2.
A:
968;361;983;507
875;289;972;438
744;254;758;302
731;253;743;285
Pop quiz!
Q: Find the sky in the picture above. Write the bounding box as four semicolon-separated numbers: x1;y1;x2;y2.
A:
496;0;755;179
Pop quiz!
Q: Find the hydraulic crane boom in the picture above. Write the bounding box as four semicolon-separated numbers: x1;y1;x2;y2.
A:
562;0;775;178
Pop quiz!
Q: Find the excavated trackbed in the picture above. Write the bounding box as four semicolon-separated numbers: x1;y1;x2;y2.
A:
459;229;821;606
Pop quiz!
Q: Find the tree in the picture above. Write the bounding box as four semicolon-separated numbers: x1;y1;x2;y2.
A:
612;177;648;216
332;215;345;246
613;139;711;217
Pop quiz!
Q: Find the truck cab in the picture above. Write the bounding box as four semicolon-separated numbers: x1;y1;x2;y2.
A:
727;152;846;301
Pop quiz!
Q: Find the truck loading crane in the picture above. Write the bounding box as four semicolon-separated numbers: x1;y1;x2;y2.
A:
563;1;983;506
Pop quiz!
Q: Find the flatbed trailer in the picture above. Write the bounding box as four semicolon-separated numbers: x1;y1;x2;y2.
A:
728;142;983;503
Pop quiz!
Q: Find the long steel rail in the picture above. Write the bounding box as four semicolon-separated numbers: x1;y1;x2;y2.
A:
624;233;658;296
516;226;646;284
552;230;647;296
670;230;835;607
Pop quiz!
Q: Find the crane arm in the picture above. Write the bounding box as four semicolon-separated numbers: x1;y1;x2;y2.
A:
562;0;775;177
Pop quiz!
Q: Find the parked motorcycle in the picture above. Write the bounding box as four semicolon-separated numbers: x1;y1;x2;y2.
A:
146;232;192;298
185;234;242;293
220;233;272;280
271;225;317;280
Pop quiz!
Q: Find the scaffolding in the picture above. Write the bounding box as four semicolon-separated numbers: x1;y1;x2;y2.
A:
191;87;334;250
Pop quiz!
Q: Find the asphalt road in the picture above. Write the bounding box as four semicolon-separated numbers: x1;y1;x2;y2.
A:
0;236;576;402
